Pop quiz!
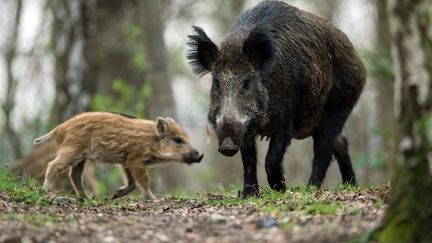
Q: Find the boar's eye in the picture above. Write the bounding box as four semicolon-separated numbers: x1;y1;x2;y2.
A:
242;79;251;91
213;78;220;90
173;136;185;145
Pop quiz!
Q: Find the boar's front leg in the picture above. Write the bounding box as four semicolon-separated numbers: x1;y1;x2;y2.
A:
240;141;259;198
265;130;291;192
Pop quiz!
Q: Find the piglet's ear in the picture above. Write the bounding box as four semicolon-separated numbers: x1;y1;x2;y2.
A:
243;28;275;75
187;26;219;76
156;117;169;136
166;117;176;125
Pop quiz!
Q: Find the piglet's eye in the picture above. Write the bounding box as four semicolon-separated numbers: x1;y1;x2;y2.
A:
173;137;185;145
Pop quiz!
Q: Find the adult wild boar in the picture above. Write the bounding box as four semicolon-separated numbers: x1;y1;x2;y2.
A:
187;1;365;197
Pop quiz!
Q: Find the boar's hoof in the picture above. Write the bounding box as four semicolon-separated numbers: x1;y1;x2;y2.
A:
218;137;239;157
240;185;260;199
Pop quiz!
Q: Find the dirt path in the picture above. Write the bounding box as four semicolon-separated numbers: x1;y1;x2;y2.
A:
0;187;388;243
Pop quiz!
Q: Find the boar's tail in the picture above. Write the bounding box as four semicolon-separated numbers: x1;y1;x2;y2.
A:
33;129;56;145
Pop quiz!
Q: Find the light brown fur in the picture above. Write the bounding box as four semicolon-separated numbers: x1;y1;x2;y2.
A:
13;137;99;195
36;112;203;200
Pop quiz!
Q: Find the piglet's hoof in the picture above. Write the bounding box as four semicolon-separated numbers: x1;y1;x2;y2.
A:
143;194;157;201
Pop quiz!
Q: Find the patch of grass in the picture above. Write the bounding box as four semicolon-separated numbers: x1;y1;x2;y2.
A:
304;201;340;215
334;183;361;192
0;167;140;208
202;185;351;216
76;196;138;209
0;167;46;205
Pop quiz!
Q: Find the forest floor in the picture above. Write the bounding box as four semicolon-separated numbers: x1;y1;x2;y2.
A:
0;170;389;243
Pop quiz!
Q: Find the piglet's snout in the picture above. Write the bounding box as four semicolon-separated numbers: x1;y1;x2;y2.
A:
185;150;204;164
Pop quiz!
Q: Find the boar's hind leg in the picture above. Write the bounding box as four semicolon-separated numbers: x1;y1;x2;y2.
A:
240;142;259;198
333;135;357;185
111;167;136;199
308;110;353;187
69;159;88;197
265;131;291;192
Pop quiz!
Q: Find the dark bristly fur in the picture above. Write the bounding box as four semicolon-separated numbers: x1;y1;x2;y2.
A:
187;26;219;76
187;1;366;198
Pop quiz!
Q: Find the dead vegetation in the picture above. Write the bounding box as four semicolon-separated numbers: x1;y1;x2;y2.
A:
0;169;388;243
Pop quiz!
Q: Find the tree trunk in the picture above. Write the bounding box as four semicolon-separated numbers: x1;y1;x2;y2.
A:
375;0;395;177
48;0;94;124
1;0;23;160
139;0;182;192
89;0;144;104
379;0;432;242
139;0;176;119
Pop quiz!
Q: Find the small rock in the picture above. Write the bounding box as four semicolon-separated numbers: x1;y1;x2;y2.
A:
209;213;227;223
102;235;118;243
156;234;169;242
255;218;278;228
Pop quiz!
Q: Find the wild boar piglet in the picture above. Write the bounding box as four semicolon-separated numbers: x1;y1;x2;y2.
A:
34;112;203;200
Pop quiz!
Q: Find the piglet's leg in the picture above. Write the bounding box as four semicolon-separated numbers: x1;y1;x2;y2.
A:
44;148;85;193
111;167;136;199
130;165;156;200
69;159;87;198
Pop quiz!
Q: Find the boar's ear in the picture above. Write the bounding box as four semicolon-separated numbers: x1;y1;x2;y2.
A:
243;28;275;75
187;26;219;76
156;117;169;137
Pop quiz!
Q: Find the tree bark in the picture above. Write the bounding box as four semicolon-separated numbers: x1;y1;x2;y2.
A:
89;0;144;102
139;0;176;119
1;0;23;159
138;0;183;192
48;0;95;124
379;0;432;242
375;0;395;177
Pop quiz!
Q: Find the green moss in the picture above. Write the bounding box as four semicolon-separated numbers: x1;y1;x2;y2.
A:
379;214;416;243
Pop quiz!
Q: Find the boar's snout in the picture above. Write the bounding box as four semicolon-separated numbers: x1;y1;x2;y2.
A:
217;121;243;157
218;137;239;157
185;149;204;164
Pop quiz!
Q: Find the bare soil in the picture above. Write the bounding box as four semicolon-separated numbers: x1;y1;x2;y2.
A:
0;187;388;243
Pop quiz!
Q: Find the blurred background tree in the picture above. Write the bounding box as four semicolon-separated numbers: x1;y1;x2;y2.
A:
0;0;408;195
379;0;432;241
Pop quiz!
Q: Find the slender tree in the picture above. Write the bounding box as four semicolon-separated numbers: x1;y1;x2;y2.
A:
48;0;94;124
138;0;184;191
139;0;176;119
374;0;395;176
379;0;432;242
1;0;23;160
